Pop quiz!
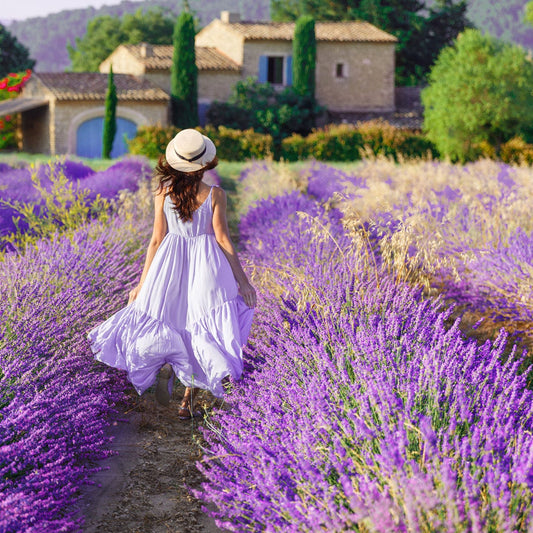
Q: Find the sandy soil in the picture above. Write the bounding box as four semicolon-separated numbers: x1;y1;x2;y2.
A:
80;385;225;533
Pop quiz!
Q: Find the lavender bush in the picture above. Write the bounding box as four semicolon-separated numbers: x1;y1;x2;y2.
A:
0;158;152;249
294;159;533;327
197;189;533;531
0;163;153;531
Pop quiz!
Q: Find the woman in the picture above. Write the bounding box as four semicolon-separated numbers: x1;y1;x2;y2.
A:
88;129;256;418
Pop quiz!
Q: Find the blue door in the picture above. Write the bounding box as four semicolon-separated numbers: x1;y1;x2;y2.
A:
76;117;138;158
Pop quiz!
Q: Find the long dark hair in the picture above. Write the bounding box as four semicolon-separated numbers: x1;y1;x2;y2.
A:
154;155;219;222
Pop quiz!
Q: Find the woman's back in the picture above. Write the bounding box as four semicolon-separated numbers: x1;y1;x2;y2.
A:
164;186;215;238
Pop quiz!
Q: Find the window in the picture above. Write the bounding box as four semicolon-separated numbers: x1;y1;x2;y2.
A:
258;55;292;86
267;56;284;85
335;63;346;78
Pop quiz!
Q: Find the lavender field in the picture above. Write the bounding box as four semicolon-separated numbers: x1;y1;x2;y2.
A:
0;156;532;531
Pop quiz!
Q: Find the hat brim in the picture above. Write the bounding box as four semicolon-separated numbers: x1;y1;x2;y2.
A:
165;135;216;172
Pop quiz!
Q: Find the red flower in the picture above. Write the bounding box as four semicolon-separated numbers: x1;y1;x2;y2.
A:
8;73;17;78
5;115;11;121
0;81;7;90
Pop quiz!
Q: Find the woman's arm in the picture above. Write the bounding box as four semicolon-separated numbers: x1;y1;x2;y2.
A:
212;187;256;308
128;189;168;304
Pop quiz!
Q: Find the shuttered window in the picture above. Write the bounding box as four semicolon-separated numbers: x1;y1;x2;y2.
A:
258;55;292;86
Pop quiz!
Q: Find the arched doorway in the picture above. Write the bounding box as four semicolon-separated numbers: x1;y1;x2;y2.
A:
76;117;138;158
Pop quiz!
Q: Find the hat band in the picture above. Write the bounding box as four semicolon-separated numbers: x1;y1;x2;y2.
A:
174;144;207;163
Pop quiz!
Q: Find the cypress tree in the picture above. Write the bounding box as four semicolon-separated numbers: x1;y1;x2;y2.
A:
293;15;316;98
102;66;117;159
171;11;198;127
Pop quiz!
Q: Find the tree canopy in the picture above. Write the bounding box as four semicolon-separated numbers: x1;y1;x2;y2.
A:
271;0;471;85
68;8;175;72
422;29;533;161
0;24;35;78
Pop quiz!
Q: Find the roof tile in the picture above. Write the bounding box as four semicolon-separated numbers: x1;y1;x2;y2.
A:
123;44;241;71
221;21;397;42
35;72;169;101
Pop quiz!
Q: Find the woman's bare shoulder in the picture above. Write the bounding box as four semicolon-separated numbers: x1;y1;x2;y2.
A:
211;185;227;205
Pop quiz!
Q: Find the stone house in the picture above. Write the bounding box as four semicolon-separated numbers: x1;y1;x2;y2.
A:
0;72;168;156
99;42;242;125
0;12;396;156
102;11;397;116
195;13;397;113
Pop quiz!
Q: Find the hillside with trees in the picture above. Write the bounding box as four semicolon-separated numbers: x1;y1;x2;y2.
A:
7;0;270;72
467;0;533;50
6;0;533;75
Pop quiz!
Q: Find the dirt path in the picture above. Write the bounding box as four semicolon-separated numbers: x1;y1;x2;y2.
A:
80;385;224;533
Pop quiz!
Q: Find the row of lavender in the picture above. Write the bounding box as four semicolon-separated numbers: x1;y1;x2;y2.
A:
198;162;533;530
0;159;154;531
237;159;533;331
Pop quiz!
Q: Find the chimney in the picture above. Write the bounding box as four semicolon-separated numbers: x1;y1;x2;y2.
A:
139;43;153;58
220;11;240;23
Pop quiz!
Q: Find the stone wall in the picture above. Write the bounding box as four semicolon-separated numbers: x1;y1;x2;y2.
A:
195;21;245;66
99;47;145;76
145;71;170;93
198;71;241;101
241;41;292;81
316;42;395;112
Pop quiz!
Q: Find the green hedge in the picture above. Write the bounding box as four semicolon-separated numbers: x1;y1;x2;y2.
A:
281;121;439;162
128;122;439;162
127;125;273;161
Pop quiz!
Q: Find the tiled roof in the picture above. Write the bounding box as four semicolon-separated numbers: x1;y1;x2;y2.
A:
221;21;397;43
123;44;241;71
34;72;169;101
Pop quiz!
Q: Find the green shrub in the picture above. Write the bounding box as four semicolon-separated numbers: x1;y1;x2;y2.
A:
498;136;533;165
128;122;438;163
205;102;250;131
280;134;310;162
281;122;438;162
305;125;364;161
207;78;322;157
128;125;273;161
127;125;178;159
394;133;440;160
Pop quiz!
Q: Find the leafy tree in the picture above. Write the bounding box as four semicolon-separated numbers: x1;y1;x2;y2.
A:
422;29;533;161
120;9;176;45
271;0;471;85
68;9;174;72
171;11;198;128
0;24;35;78
293;15;316;98
102;66;117;159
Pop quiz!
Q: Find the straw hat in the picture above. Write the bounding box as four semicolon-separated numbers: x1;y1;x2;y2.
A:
165;129;216;172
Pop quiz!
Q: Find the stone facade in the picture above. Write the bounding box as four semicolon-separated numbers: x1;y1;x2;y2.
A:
195;21;246;67
194;16;397;112
197;71;242;102
100;14;397;113
3;14;397;156
15;73;169;155
316;42;395;112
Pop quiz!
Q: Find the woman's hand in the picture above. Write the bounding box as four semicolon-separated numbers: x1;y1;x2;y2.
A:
239;281;257;308
128;285;141;304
